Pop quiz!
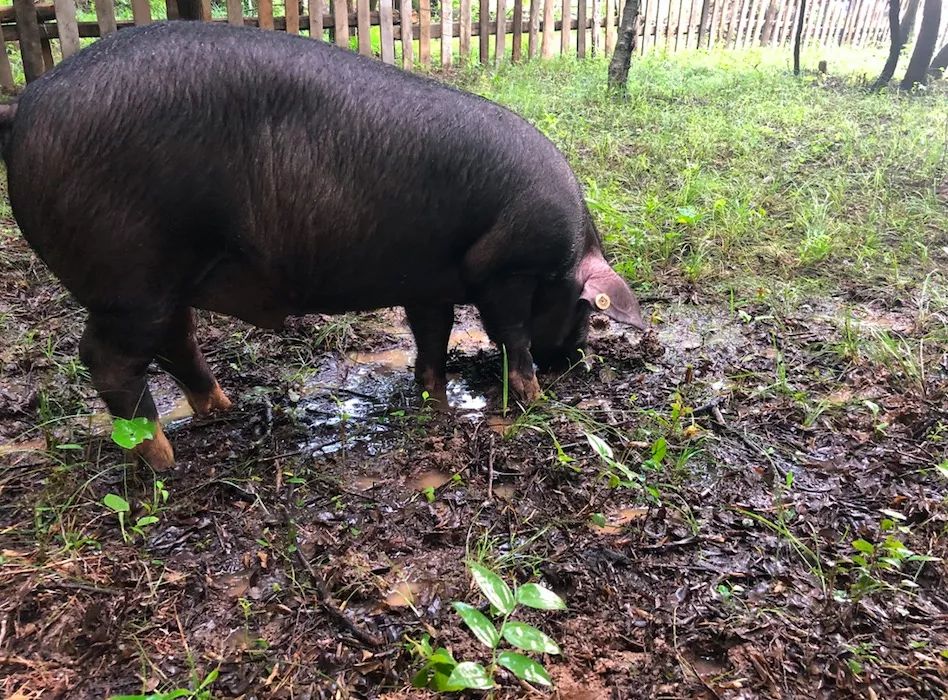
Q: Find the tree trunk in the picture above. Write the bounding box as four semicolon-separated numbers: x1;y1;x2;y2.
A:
793;0;805;75
871;0;906;90
900;0;941;88
929;42;948;74
607;0;641;93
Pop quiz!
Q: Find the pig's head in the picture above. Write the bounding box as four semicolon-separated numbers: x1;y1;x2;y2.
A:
531;252;646;371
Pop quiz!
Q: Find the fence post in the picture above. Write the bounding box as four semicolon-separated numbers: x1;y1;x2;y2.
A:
541;0;554;56
496;0;507;62
528;0;540;56
512;0;524;60
460;0;472;63
399;0;413;67
334;0;349;46
13;0;45;82
577;0;587;55
442;0;453;66
358;0;371;52
53;0;81;58
381;0;395;60
479;0;490;62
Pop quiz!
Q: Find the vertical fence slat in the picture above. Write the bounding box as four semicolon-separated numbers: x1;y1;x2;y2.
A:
14;0;45;81
541;0;555;56
287;0;301;33
0;45;13;92
53;0;81;58
442;0;453;65
828;0;847;45
200;0;212;20
513;0;525;60
696;0;709;47
685;0;698;49
132;0;152;24
95;0;118;35
480;0;490;61
259;0;275;29
335;0;350;46
399;0;413;65
496;0;507;62
672;0;683;50
358;0;371;52
380;0;395;60
561;0;570;53
743;0;760;46
814;0;832;45
638;0;648;52
707;0;720;47
605;0;617;52
859;0;877;46
665;0;678;49
805;0;824;45
590;0;600;53
419;0;431;66
227;0;243;24
40;37;52;69
841;0;862;44
528;0;540;55
460;0;472;62
577;0;587;54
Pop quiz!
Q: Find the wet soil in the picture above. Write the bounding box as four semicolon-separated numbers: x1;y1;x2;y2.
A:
1;225;947;698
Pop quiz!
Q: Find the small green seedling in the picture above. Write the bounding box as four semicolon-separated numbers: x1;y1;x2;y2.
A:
585;432;642;488
102;493;159;543
110;417;156;450
410;561;566;692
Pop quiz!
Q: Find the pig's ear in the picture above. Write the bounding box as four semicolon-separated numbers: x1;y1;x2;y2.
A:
578;254;646;330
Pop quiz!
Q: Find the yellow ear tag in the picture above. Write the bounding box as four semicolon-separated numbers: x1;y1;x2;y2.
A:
595;293;611;311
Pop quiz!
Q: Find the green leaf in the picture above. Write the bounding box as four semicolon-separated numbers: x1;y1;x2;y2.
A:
586;432;614;461
110;417;156;449
937;461;948;479
468;562;515;615
453;602;500;648
516;583;566;611
136;516;160;528
497;651;553;686
103;493;130;514
502;621;561;655
445;661;494;690
851;539;874;555
590;513;607;527
650;437;668;464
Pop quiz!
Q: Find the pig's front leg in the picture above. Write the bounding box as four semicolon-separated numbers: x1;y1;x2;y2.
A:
474;279;542;405
405;304;455;409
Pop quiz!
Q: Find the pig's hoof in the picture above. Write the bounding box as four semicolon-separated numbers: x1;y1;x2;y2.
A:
187;382;233;416
132;425;176;471
510;372;542;405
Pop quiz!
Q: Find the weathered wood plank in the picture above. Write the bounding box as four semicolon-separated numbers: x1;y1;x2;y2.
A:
53;0;80;57
259;0;275;29
560;0;569;53
496;0;506;62
399;0;413;66
542;0;554;55
227;0;243;24
357;0;370;51
479;0;489;61
576;0;586;54
286;0;301;33
419;0;430;65
590;0;600;54
512;0;524;60
460;0;472;62
131;0;151;24
334;0;349;45
605;0;616;52
95;0;118;35
14;0;45;81
528;0;540;56
380;0;394;60
0;43;14;91
441;0;452;65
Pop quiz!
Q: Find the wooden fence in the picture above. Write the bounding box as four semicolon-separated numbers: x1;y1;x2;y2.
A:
3;0;946;91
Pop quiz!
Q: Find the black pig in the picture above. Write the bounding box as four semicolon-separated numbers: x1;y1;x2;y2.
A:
0;21;644;470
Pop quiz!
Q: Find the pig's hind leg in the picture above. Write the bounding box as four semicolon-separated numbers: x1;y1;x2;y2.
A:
155;308;232;416
79;312;175;471
405;304;454;409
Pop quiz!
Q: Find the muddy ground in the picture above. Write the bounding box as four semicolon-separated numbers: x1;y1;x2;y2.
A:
0;199;946;699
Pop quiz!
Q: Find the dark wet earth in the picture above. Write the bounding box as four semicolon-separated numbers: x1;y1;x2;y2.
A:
1;258;947;698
